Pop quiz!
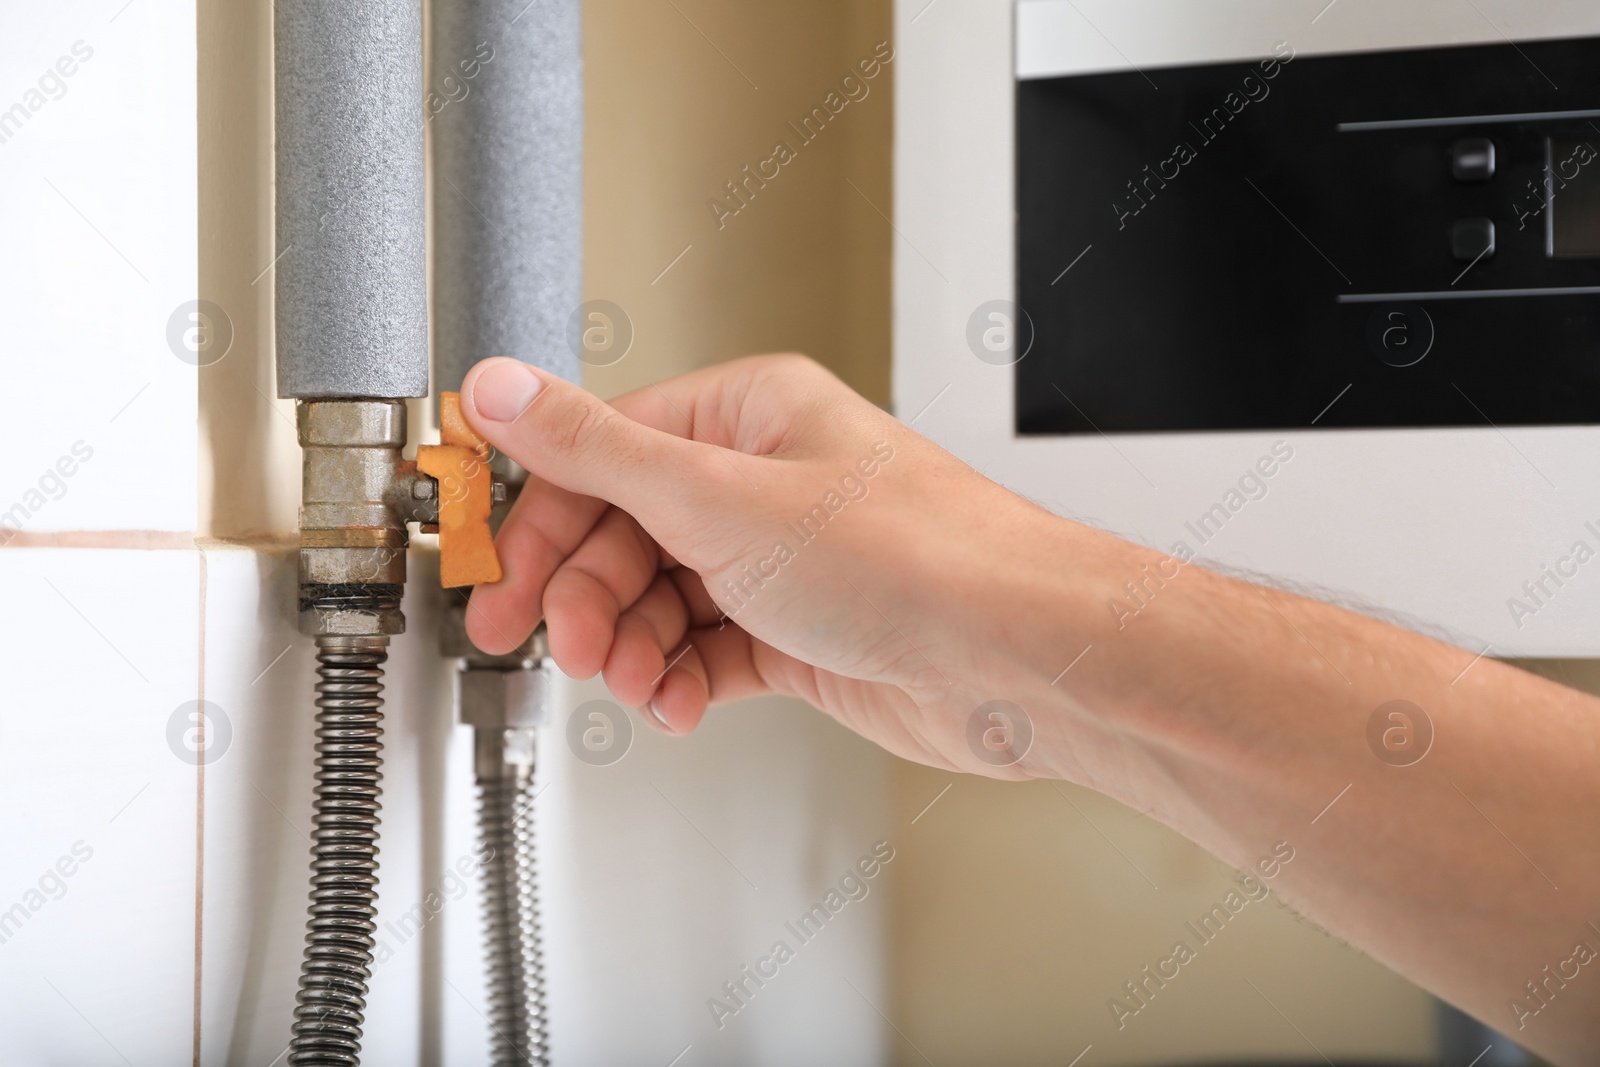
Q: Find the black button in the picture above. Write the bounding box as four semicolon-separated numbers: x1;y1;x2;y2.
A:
1451;217;1496;262
1451;138;1496;181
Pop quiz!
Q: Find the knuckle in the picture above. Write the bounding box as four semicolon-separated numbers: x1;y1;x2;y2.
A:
538;397;617;459
760;353;847;402
686;446;735;490
760;352;822;378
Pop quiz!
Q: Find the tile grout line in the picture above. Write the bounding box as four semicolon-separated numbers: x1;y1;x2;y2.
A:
193;547;208;1067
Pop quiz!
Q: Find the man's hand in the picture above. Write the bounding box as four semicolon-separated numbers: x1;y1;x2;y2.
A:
461;353;1064;777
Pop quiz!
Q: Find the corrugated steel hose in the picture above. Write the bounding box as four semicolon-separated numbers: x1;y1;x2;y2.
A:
476;725;551;1066
289;636;390;1066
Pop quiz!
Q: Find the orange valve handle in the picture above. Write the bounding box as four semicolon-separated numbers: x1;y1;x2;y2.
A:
416;392;503;588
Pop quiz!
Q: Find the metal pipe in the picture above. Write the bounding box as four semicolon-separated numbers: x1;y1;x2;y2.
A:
443;618;553;1065
295;399;413;622
430;0;583;394
290;400;428;1066
290;635;391;1066
475;726;551;1066
275;0;429;400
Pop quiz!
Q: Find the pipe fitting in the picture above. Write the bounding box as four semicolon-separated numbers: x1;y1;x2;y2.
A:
296;399;435;636
473;724;537;782
439;593;552;771
300;586;407;637
459;665;549;728
410;477;511;510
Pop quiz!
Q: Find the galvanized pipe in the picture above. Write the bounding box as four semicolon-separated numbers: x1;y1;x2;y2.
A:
275;0;429;399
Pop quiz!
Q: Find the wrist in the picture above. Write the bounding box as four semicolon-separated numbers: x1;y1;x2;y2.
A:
942;497;1142;779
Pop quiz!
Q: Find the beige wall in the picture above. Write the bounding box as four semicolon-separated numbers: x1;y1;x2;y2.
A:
886;770;1440;1065
198;0;296;542
582;0;893;406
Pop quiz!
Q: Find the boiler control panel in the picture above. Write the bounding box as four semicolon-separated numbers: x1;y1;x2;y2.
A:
1016;36;1600;434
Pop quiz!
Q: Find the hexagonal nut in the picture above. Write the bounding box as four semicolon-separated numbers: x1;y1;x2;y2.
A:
458;667;548;729
297;399;406;448
299;546;407;587
299;604;406;637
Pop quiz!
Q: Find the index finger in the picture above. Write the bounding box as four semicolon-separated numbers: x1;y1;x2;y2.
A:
466;470;608;654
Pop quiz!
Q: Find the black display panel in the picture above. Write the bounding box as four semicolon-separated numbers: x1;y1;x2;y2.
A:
1016;36;1600;434
1551;137;1600;257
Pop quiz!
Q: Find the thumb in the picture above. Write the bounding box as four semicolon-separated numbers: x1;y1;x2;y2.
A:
461;357;718;515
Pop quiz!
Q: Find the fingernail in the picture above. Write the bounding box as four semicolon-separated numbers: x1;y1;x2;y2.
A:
648;695;672;733
472;361;543;423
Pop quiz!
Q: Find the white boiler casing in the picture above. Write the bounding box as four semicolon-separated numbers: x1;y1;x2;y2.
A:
894;0;1600;657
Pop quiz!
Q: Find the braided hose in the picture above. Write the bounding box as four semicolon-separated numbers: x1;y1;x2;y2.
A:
477;731;550;1066
289;636;389;1066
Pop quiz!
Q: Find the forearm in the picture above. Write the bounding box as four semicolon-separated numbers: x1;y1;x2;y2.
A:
998;518;1600;1063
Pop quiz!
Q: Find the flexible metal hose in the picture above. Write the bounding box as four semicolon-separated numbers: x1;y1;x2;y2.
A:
476;729;550;1066
289;635;389;1066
